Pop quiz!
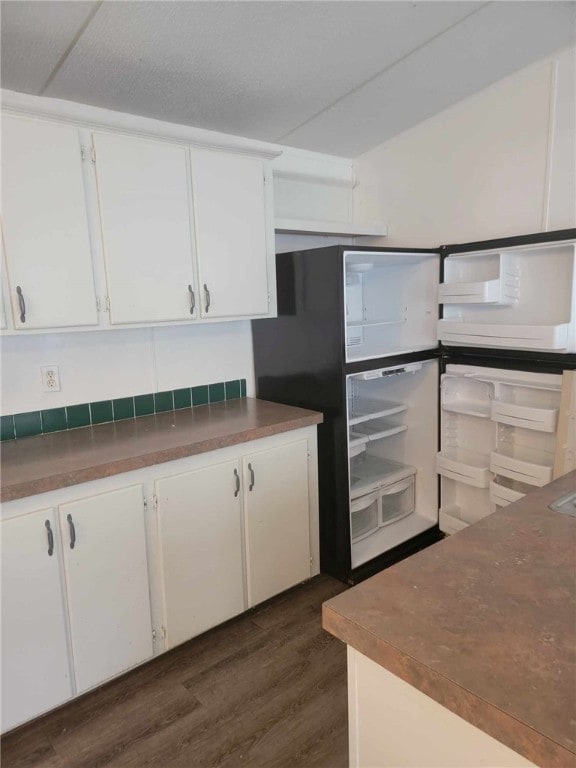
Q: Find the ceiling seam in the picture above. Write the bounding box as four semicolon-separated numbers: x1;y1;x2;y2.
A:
275;0;493;144
39;0;104;96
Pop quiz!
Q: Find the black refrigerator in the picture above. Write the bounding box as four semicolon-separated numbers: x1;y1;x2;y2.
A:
252;228;576;584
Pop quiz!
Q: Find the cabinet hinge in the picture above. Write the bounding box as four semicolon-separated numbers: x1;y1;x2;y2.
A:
80;145;86;161
307;450;311;459
90;145;96;164
268;293;272;305
152;494;158;511
143;497;148;511
104;296;111;312
96;297;102;311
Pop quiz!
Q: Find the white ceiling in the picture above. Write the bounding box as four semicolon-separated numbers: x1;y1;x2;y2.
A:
1;1;575;157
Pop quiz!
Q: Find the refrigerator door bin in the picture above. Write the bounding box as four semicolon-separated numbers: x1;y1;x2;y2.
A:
441;375;493;418
349;455;416;500
490;400;559;432
436;447;491;488
489;445;554;486
350;492;380;543
489;477;531;507
439;506;469;535
380;476;415;526
439;252;519;305
438;321;570;350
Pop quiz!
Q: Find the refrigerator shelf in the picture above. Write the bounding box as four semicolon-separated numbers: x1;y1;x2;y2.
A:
438;321;570;350
349;455;416;500
349;419;407;446
348;399;407;426
490;400;558;432
489;478;530;507
347;319;405;329
490;445;554;487
436;447;491;488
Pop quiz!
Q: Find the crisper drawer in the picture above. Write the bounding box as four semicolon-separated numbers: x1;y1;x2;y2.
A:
490;400;558;432
490;447;554;487
380;476;415;526
436;448;491;488
351;492;380;543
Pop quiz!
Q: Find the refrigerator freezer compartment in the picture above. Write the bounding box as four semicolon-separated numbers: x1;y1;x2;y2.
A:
490;400;558;432
489;445;554;487
348;399;407;426
438;321;570;350
441;375;493;418
436;447;491;488
489;477;531;507
440;252;519;306
350;418;407;444
350;454;416;499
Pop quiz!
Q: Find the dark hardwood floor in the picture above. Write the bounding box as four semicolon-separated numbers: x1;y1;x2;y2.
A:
1;575;349;768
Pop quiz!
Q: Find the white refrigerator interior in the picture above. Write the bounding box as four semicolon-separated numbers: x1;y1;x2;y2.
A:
439;240;576;352
438;364;563;534
347;359;439;568
344;251;439;363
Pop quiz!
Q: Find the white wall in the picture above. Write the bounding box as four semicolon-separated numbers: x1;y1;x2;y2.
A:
0;322;255;414
354;46;576;247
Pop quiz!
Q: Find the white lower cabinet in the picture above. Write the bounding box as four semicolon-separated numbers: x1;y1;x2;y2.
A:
0;427;318;731
59;485;153;693
1;508;73;732
243;439;311;606
156;460;245;649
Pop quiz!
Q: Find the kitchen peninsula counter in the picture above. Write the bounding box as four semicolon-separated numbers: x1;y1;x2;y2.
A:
0;397;323;502
323;471;576;768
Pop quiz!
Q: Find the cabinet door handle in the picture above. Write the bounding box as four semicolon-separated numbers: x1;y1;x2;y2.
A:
45;520;54;557
233;468;240;497
188;285;195;315
248;462;255;491
16;286;26;323
67;513;76;549
204;284;210;313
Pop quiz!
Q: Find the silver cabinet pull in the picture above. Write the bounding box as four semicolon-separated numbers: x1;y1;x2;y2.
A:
67;513;76;549
233;468;240;497
188;285;195;315
16;286;26;323
248;462;255;491
204;284;210;313
45;520;54;557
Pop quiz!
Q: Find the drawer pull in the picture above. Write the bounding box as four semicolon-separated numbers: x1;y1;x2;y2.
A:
16;286;26;323
233;468;240;497
188;285;195;315
248;462;255;491
67;513;76;549
45;520;54;557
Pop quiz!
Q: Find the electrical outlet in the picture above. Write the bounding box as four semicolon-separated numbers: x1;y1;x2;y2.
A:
41;365;61;392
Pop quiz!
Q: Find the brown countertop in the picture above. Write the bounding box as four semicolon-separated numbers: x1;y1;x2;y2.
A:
323;471;576;768
0;398;323;503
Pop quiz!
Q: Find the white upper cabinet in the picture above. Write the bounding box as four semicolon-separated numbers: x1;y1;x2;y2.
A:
58;485;153;693
1;116;98;329
191;148;272;319
93;132;198;324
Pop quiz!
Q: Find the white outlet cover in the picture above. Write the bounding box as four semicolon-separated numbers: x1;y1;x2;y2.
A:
41;365;61;392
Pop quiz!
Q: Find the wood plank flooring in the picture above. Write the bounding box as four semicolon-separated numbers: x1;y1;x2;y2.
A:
1;575;348;768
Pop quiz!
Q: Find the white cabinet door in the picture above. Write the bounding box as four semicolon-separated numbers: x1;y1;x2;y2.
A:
1;509;73;732
191;148;271;319
93;132;197;324
1;116;98;329
156;460;245;649
243;439;311;606
59;485;153;693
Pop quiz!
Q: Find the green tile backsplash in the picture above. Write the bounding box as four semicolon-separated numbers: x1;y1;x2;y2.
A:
1;379;246;441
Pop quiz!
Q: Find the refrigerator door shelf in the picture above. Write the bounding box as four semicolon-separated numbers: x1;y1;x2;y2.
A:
439;506;469;535
489;446;554;487
490;400;558;433
440;252;520;306
350;455;416;500
489;478;529;507
438;321;570;350
441;375;493;418
439;278;507;305
436;448;491;488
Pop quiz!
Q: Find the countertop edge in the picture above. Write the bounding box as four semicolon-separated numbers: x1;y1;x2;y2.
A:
1;409;323;503
322;603;575;768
